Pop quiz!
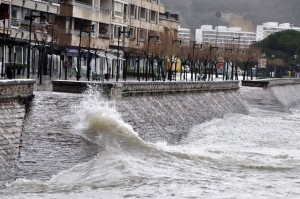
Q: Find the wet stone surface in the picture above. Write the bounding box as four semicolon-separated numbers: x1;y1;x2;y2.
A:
16;92;100;181
0;100;25;183
116;91;249;144
2;80;300;188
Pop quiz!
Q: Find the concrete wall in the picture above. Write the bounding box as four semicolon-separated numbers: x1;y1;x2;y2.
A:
52;80;240;99
242;78;300;88
0;79;35;100
52;80;243;143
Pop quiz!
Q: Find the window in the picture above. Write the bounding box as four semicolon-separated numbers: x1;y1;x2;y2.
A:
114;25;122;39
114;1;123;17
140;8;147;21
150;11;157;23
11;7;18;18
15;46;23;63
130;5;135;19
129;27;136;39
139;28;146;41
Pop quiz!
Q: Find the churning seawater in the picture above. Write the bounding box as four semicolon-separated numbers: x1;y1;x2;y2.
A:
1;88;300;199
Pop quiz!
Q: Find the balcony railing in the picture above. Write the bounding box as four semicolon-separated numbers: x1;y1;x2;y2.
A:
98;33;110;39
11;18;25;29
74;0;92;9
100;7;110;15
32;0;60;3
68;29;96;37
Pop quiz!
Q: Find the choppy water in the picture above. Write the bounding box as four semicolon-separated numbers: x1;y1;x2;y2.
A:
1;88;300;199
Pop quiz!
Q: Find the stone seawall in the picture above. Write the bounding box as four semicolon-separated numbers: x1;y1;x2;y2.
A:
52;80;240;99
0;79;35;183
51;79;300;143
52;80;245;143
117;90;248;143
242;78;300;88
271;84;300;108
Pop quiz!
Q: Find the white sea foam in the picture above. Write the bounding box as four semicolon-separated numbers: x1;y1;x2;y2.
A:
71;85;142;143
1;87;300;199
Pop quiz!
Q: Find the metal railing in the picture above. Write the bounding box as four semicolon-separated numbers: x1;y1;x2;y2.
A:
98;33;110;39
73;0;92;9
100;7;110;14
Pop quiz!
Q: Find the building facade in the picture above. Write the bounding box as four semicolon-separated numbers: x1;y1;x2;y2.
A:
178;26;190;46
256;22;300;41
0;0;180;80
195;25;256;48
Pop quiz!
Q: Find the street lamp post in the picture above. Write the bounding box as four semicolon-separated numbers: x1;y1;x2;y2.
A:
77;23;94;81
168;37;181;81
294;54;297;78
116;26;131;82
47;24;57;79
24;11;44;79
271;54;276;78
215;11;221;46
34;27;52;85
77;25;83;81
233;36;241;80
209;45;218;81
1;18;6;77
224;47;233;80
147;35;160;81
86;26;95;81
190;41;197;81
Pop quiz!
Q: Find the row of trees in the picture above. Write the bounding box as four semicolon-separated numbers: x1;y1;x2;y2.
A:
5;21;299;82
123;29;300;81
122;32;262;81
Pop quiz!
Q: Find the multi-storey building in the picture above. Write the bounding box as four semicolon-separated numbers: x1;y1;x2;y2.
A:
195;25;256;48
178;26;190;46
0;0;61;78
0;0;180;80
256;22;300;41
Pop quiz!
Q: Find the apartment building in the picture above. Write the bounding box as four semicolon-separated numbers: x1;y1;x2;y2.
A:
178;26;190;46
0;0;61;78
195;25;256;48
0;0;180;80
256;22;300;41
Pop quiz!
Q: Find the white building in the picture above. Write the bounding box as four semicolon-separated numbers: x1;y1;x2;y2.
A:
256;22;300;41
195;25;256;48
178;26;191;46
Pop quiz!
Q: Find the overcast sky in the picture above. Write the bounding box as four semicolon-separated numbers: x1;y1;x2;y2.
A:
160;0;300;31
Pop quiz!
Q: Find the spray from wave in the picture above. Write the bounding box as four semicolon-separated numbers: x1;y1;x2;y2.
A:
70;86;299;171
71;85;142;143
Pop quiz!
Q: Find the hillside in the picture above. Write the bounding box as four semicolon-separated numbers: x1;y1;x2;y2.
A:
161;0;300;34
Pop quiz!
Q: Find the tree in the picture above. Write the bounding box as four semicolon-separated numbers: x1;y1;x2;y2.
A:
258;30;300;67
240;44;261;80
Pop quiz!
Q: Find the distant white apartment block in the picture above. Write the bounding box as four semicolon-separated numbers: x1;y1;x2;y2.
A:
178;26;191;46
195;25;256;48
256;22;300;41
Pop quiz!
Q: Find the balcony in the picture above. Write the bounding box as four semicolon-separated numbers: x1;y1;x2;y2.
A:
11;0;60;14
60;2;111;23
63;33;110;49
98;33;110;39
74;0;92;9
